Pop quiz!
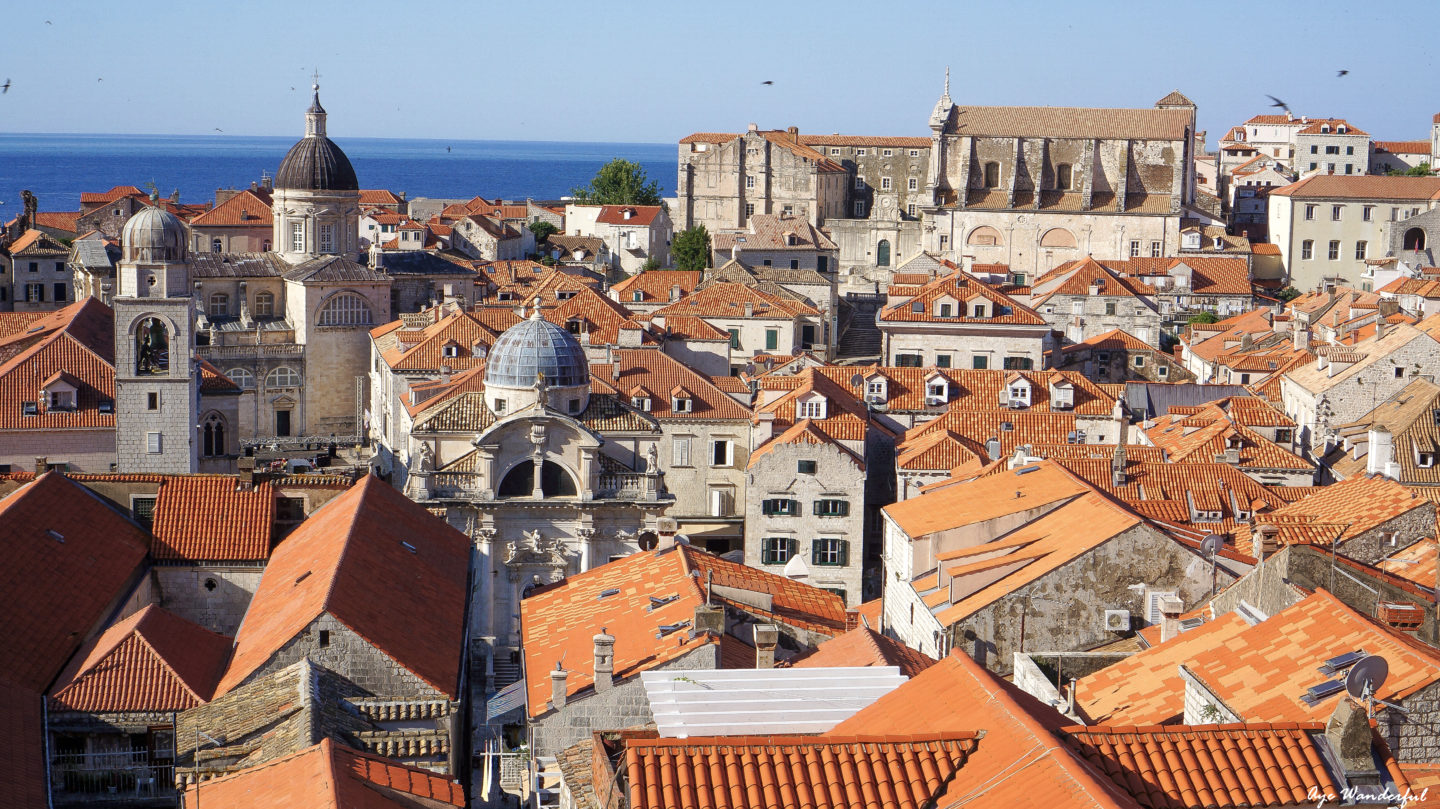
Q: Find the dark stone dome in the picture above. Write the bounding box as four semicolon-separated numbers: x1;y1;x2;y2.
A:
275;136;359;191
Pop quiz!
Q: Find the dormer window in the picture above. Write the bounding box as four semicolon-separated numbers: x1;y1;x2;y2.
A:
632;291;644;302
925;375;949;405
442;342;461;358
565;318;582;335
1420;452;1436;469
796;396;827;419
1182;230;1201;250
865;377;887;403
556;290;578;300
672;396;692;413
972;303;988;318
911;301;923;314
938;303;953;318
632;396;652;411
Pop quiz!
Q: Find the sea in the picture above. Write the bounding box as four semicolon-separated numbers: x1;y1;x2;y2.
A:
0;133;676;213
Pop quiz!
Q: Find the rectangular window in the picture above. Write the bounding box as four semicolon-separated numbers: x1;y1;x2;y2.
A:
318;223;334;253
147;392;159;410
1105;301;1117;315
939;303;952;318
882;149;893;157
1328;240;1340;260
1344;164;1353;174
789;259;798;269
147;432;163;454
53;283;65;302
1309;162;1317;171
855;148;866;156
1301;240;1313;260
761;537;797;565
1129;240;1141;257
728;328;741;350
1356;241;1367;260
711;439;733;467
290;221;304;251
855;175;865;189
1332;205;1342;221
1305;205;1316;220
54;262;64;273
1346;146;1354;155
761;498;799;516
1363;206;1374;221
28;262;37;273
880;177;892;191
936;354;951;368
672;437;691;467
812;538;849;566
1150;241;1162;257
744;203;755;218
765;329;778;350
1310;145;1318;154
745;175;755;189
813;499;850;517
907;203;918;217
909;149;919;156
1325;145;1339;155
908;178;918;191
972;355;989;370
797;460;817;475
131;496;157;529
854;201;865;217
896;353;922;367
24;283;43;302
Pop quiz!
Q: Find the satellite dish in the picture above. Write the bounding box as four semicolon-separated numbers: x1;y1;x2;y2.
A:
1200;535;1223;558
1346;655;1389;700
850;373;864;387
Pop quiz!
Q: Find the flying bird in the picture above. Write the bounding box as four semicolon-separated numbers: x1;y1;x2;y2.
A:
1266;94;1290;114
214;127;223;133
1337;69;1349;77
1;79;10;94
96;77;103;82
761;80;773;85
44;19;51;24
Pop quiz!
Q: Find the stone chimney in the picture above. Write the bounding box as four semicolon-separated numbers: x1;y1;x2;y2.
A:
754;624;778;669
670;285;682;302
1158;595;1184;643
1368;426;1394;478
786;125;799;144
1256;523;1280;560
33;457;47;476
754;411;776;443
655;516;679;549
549;663;568;710
743;301;754;317
694;602;724;636
1111;443;1127;487
1324;698;1381;786
747;123;758;133
1294;328;1310;351
592;629;615;693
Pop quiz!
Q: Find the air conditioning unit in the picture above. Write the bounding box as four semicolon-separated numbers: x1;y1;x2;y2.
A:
1103;609;1131;632
1007;399;1026;409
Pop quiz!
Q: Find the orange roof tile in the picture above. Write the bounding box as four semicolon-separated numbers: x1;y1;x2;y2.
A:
1144;409;1312;471
48;605;231;712
1233;475;1429;556
216;477;470;698
1295;117;1368;136
653;280;820;320
885;460;1090;537
1377;538;1438;590
150;477;276;561
594;205;664;226
521;545;845;716
0;473;150;692
0;298;115;430
1062;328;1156;353
610;270;702;303
185;738;465;808
622;732;978;809
1270;174;1440;200
831;652;1144;808
1375;140;1430;155
748;418;865;470
787;625;937;676
188;188;272;227
592;348;751;421
878;273;1048;326
0;681;46;809
799;134;933;148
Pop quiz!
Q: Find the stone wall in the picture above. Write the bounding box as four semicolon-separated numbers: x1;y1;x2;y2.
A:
153;564;265;637
0;428;116;473
239;614;454;700
1052;345;1193;383
883;324;1049;371
1339;503;1437;565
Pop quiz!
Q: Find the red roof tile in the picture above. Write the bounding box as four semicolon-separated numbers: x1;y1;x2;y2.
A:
879;273;1048;326
591;348;751;421
610;270;702;303
1270;174;1440;200
787;625;937;676
187;188;273;227
623;732;978;809
150;477;276;561
0;298;116;430
0;681;46;809
594;205;664;226
48;604;231;712
0;473;150;691
653;280;820;320
186;738;465;808
216;477;471;698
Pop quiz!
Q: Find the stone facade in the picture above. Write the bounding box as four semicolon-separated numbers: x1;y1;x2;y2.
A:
676;127;847;232
0;429;116;474
151;564;265;637
1052;342;1193;383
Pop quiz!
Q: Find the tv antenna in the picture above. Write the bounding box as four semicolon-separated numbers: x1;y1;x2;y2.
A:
1200;534;1223;598
1345;655;1389;718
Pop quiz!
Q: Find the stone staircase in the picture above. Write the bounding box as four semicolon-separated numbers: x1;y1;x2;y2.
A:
492;656;522;689
835;293;883;363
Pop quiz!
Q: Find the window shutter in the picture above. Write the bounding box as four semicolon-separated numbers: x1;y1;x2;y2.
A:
811;541;821;565
812;500;822;516
786;538;797;559
838;501;850;517
839;540;850;566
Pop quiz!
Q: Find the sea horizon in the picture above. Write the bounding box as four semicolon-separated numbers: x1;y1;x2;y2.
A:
0;132;676;216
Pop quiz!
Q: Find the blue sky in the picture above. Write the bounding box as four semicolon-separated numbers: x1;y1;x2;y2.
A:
1;1;1434;149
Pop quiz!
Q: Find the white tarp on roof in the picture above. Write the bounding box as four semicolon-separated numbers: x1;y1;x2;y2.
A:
641;666;907;737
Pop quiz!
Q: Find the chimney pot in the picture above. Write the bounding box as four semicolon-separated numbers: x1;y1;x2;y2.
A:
34;457;47;476
549;663;569;709
592;629;615;692
754;624;778;669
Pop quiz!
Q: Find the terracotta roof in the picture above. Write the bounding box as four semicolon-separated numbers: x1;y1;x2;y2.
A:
375;308;501;372
1252;243;1281;256
748;418;866;470
1031;257;1158;304
1295;117;1368;136
1375;140;1430;154
544;286;654;347
1063;723;1387;809
713;213;837;252
0;298;115;427
187;188;273;227
594;205;664;226
0;681;45;809
787;625;938;676
653;280;820;320
885;460;1090;537
756;367;891;442
79;185;146;204
216;477;471;698
150;477;276;561
198;358;241;393
878;273;1048;326
591;348;752;421
1329;378;1440;485
48;604;231;712
798;134;933;148
1103;256;1254;296
185;738;465;809
1144;408;1312;471
7;228;68;256
1377;537;1438;590
1233;475;1429;555
26;211;81;233
942;105;1191;140
1270;174;1440;200
622;732;978;809
521;544;845;716
0;473;150;692
1061;328;1156;353
357;189;405;207
831;652;1145;808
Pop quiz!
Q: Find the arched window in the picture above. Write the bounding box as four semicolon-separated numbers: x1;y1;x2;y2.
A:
253;291;275;317
1040;228;1076;248
135;318;169;375
983;162;1000;188
876;240;891;267
1056;163;1073;190
211;238;223;253
202;413;227;457
209;293;229;318
497;460;579;498
226;368;255;389
967;226;1003;247
266;366;301;388
1405;228;1427;251
317;293;374;326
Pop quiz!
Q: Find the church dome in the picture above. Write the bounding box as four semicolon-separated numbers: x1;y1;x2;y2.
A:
484;306;589;389
275;136;359;191
122;204;188;263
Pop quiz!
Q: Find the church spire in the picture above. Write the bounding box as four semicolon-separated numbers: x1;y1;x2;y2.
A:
929;66;955;129
942;66;951;105
305;71;326;138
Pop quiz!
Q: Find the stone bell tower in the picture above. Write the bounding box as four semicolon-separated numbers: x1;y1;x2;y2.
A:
113;200;199;473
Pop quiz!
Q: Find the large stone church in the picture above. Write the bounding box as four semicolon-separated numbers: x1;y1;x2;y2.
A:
81;85;389;445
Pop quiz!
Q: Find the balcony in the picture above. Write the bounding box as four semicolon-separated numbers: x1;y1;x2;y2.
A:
51;751;175;805
195;343;304;359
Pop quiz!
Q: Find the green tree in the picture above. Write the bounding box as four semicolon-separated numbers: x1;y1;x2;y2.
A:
672;225;710;271
1187;311;1219;325
1389;162;1433;177
529;220;558;244
1275;286;1302;303
571;158;661;205
639;257;661;272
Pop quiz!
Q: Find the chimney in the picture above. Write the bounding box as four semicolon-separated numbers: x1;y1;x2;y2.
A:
754;624;778;669
1240;332;1252;349
1368;426;1394;477
592;629;615;692
623;208;633;220
670;285;681;302
1375;320;1388;341
1256;523;1280;560
786;125;799;144
237;456;256;490
1157;595;1184;643
748;123;759;133
1324;698;1381;786
755;411;776;443
548;663;568;710
694;602;724;636
1111;443;1127;487
655;516;679;549
440;365;452;384
743;301;754;317
34;457;47;476
1294;328;1310;351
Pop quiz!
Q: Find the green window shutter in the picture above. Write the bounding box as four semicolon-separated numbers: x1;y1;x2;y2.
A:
729;329;741;350
839;540;850;566
811;541;822;565
812;500;822;516
787;538;798;559
766;329;778;350
838;501;850;517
